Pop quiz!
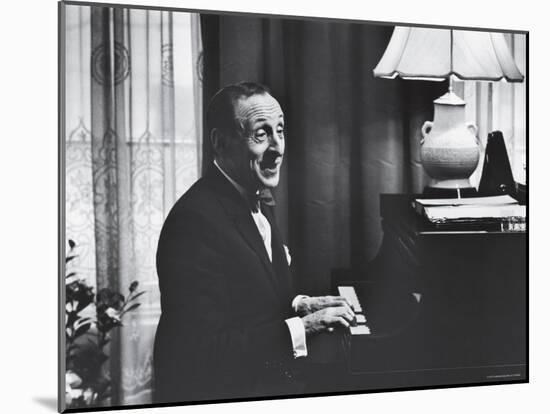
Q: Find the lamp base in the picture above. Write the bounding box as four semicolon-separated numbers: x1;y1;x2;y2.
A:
420;91;480;191
428;178;473;189
422;185;478;198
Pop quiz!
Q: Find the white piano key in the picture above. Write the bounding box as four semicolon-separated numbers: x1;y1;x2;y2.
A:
350;325;371;335
338;286;357;305
338;286;363;312
355;314;366;324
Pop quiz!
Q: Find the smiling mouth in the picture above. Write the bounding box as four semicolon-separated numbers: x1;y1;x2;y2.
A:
259;152;281;171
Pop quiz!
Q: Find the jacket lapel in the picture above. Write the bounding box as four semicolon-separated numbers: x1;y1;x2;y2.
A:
234;213;275;278
262;205;294;302
204;167;285;301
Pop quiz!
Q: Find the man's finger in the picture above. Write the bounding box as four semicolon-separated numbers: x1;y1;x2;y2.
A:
333;296;352;307
320;296;340;305
322;296;350;308
338;303;355;317
329;306;355;322
341;309;355;322
336;316;350;328
328;296;349;303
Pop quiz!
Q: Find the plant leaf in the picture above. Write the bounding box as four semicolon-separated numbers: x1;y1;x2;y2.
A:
74;322;92;338
76;317;93;324
66;255;77;264
121;303;141;315
66;311;78;327
128;291;146;302
68;239;76;249
129;281;138;293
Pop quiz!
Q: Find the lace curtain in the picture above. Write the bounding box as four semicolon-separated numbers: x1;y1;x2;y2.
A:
64;4;202;405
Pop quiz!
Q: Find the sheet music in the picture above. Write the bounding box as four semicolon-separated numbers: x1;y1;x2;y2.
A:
424;204;526;223
414;194;518;207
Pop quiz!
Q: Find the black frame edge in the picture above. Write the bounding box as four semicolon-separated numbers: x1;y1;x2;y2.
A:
61;0;528;35
59;1;67;412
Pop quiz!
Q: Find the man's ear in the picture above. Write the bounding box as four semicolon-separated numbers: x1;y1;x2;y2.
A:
210;128;225;156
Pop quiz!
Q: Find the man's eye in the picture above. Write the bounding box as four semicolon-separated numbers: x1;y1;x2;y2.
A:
277;127;284;136
255;129;267;140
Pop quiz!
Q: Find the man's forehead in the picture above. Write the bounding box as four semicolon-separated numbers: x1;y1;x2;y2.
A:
234;94;283;122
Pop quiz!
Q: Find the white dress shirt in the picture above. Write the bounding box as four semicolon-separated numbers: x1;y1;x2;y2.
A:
214;160;307;358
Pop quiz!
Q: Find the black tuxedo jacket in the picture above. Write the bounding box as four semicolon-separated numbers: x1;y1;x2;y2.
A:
153;166;301;403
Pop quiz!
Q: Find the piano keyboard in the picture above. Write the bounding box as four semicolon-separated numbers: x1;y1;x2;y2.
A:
338;286;371;335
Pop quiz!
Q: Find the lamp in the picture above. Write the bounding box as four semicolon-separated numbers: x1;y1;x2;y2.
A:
373;27;524;193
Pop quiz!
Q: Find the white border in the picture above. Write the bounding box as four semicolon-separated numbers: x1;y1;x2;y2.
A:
1;0;547;413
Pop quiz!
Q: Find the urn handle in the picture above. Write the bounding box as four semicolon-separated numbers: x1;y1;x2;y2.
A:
466;122;481;147
420;121;433;146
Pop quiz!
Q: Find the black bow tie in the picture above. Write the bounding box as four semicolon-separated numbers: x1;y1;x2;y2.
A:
249;188;276;212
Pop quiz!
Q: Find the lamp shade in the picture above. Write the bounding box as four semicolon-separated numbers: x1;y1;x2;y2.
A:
373;27;524;82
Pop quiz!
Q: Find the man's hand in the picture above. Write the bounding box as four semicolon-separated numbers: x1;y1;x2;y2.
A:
301;306;355;336
295;295;353;316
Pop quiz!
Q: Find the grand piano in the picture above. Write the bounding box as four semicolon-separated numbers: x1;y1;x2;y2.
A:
305;194;527;393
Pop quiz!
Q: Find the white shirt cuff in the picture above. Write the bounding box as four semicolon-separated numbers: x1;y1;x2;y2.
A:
285;316;308;358
291;294;309;313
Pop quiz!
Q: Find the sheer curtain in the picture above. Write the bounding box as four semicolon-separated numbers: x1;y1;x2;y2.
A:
455;33;527;187
64;5;202;405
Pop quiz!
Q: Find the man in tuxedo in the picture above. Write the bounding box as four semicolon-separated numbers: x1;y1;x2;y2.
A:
154;82;355;403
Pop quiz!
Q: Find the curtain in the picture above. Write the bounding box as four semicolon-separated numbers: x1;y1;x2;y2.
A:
64;5;202;405
201;15;446;295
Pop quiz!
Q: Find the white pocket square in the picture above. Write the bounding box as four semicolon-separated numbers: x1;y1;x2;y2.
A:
283;244;292;265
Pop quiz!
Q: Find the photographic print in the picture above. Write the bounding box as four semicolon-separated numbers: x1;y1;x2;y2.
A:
59;0;528;411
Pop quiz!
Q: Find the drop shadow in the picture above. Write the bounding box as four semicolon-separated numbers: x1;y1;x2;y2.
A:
33;396;58;412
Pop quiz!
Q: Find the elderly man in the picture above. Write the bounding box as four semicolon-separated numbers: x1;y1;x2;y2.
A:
154;82;355;403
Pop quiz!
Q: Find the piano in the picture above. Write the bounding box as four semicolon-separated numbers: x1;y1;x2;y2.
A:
305;194;527;392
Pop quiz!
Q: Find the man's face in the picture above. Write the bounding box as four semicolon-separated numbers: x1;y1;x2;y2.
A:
223;93;285;191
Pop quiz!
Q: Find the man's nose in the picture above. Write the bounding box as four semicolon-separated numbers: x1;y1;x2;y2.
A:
269;132;284;154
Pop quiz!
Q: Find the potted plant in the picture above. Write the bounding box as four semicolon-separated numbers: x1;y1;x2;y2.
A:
65;240;145;408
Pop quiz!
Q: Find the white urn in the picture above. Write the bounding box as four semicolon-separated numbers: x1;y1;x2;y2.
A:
420;91;480;189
